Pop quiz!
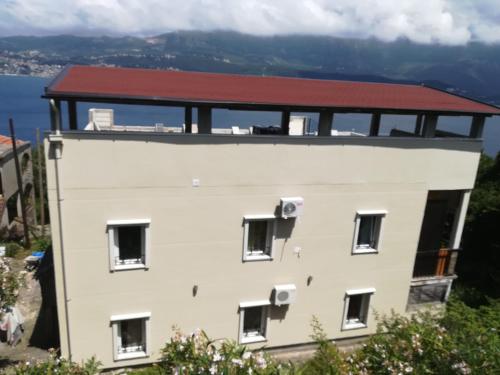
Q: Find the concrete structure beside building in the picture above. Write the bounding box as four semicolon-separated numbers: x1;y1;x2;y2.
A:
0;135;36;238
43;65;500;369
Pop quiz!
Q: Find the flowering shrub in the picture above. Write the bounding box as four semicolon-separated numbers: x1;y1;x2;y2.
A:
345;310;463;375
159;327;284;374
13;348;101;375
0;257;25;316
343;298;500;375
12;296;499;374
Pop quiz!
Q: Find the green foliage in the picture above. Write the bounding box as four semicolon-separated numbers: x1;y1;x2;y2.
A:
4;242;22;257
12;350;101;375
32;236;51;251
0;257;25;314
348;310;462;374
458;152;500;299
126;366;164;375
443;297;500;373
159;327;284;374
31;143;49;225
299;316;347;375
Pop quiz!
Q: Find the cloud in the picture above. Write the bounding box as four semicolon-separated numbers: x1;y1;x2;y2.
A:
0;0;499;45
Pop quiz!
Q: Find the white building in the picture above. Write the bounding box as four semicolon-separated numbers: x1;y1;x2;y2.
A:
43;65;500;369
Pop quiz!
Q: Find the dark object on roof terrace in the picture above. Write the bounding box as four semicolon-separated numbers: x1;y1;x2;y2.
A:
252;126;284;135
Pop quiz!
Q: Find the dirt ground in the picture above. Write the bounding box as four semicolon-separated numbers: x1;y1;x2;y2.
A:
0;258;50;368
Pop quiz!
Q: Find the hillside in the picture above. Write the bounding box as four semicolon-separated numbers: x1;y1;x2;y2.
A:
1;31;500;103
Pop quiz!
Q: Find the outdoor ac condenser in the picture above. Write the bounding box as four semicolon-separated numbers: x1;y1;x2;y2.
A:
273;284;297;306
280;197;304;219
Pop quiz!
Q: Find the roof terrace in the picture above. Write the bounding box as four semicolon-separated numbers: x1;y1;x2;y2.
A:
43;65;500;139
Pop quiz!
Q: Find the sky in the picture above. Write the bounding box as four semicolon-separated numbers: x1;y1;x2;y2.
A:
1;0;500;45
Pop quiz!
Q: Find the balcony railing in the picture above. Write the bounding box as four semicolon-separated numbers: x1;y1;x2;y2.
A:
412;248;460;278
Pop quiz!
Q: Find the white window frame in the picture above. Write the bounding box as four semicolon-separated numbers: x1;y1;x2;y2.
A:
107;219;151;271
242;215;276;261
111;312;151;361
352;210;387;254
342;288;376;330
239;300;270;344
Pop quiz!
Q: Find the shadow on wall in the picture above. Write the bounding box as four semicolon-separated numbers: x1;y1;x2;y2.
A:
29;246;60;350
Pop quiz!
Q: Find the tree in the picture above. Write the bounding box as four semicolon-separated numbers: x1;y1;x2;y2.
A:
457;152;500;300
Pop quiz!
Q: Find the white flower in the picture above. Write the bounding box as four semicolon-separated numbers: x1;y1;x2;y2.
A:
242;351;252;360
213;351;222;362
405;366;413;373
209;364;217;375
232;358;244;367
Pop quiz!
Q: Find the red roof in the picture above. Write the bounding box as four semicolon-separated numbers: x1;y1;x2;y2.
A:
46;65;500;115
0;135;24;147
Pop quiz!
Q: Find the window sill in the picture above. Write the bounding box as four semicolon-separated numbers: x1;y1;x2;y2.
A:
243;254;273;262
115;351;148;361
352;247;378;255
240;335;267;344
113;264;148;271
342;321;367;331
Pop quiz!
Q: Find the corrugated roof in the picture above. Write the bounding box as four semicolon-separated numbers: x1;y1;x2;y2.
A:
0;135;24;147
45;65;500;115
0;135;27;159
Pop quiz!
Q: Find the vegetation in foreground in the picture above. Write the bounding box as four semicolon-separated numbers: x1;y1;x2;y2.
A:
7;296;500;374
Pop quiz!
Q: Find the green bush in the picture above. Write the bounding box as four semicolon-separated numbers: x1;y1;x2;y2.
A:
299;316;347;375
0;257;25;314
4;242;22;257
32;236;51;251
12;349;101;375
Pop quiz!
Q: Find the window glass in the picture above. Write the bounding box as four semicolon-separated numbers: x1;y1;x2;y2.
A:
247;221;268;254
357;216;377;248
120;319;144;353
243;306;264;336
347;294;363;321
118;226;142;263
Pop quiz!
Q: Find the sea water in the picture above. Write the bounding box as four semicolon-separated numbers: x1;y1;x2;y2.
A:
0;75;498;156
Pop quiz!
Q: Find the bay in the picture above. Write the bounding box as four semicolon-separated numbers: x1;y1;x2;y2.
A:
0;75;498;156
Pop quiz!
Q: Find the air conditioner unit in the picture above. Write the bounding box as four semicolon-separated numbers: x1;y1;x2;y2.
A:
280;197;304;219
273;284;297;306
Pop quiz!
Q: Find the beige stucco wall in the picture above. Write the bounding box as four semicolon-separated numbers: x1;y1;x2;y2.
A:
45;133;481;368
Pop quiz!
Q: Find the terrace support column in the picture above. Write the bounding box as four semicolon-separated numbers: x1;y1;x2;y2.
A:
414;114;423;135
469;116;485;138
68;101;78;130
318;110;334;136
422;114;438;138
281;110;290;135
369;113;381;136
198;106;212;134
49;99;62;132
448;190;471;275
184;106;193;133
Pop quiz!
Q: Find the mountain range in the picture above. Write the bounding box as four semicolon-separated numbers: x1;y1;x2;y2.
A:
1;31;500;104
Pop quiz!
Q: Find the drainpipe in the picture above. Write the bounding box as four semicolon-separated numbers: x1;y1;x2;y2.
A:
49;99;72;360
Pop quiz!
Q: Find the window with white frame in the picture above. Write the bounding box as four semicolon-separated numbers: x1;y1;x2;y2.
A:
242;215;275;261
239;301;269;343
107;219;150;271
342;288;375;330
352;210;387;254
111;312;150;361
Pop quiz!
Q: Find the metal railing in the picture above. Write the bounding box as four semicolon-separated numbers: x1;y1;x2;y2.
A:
412;248;460;278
